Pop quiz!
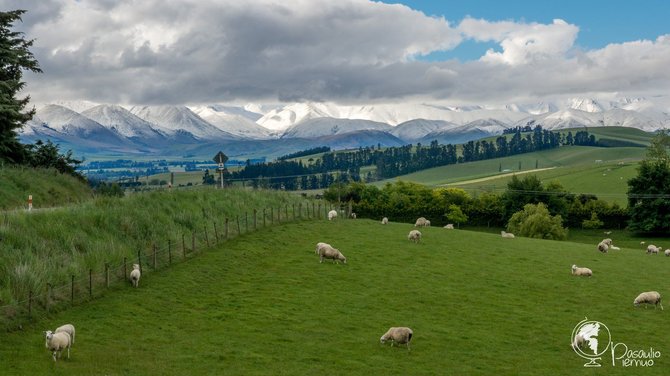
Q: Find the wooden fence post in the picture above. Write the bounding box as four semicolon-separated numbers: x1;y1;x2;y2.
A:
236;216;241;235
277;207;280;223
245;212;249;233
292;204;295;220
312;202;315;218
214;223;219;243
205;226;210;247
318;203;321;219
137;250;143;274
254;209;257;230
285;205;288;221
298;203;302;219
225;218;229;239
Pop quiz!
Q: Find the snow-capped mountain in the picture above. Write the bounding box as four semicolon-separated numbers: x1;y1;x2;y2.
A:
419;119;510;145
128;105;240;140
189;105;271;139
390;119;453;141
567;98;605;113
28;105;129;143
281;118;392;139
515;108;661;131
82;105;167;141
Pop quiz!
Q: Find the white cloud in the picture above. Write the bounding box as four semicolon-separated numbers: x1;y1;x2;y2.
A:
2;0;669;105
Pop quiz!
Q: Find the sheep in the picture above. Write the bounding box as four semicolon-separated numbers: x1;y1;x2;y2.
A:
444;224;454;229
408;230;422;243
318;244;346;264
55;324;75;345
572;334;585;351
414;217;428;227
350;212;357;219
425;220;431;227
328;210;337;221
597;241;608;253
501;231;515;238
609;245;621;251
380;327;413;350
634;291;663;310
381;217;388;225
130;263;141;287
44;330;71;362
571;264;592;277
647;245;660;254
665;249;670;257
601;238;613;246
315;242;330;255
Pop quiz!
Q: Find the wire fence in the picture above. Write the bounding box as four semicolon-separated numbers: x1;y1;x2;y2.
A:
1;201;353;331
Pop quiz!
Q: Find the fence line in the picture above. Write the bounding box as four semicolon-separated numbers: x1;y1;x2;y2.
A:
1;201;349;331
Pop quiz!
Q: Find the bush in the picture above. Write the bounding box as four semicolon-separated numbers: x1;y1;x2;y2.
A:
581;212;604;229
507;203;568;240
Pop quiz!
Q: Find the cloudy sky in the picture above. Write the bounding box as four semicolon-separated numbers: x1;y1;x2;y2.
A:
3;0;670;106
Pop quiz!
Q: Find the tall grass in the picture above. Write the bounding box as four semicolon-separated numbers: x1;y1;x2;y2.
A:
0;166;93;210
0;187;313;329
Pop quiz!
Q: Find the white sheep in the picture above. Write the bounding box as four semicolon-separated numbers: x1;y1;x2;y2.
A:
318;244;346;264
571;264;592;277
130;263;141;287
381;217;388;225
634;291;663;310
350;212;357;219
315;242;330;255
601;238;613;246
665;249;670;257
55;324;75;344
380;327;413;350
501;231;515;238
408;230;422;243
44;330;71;362
425;220;431;227
647;245;660;254
597;241;608;253
572;334;585;351
609;245;621;251
328;210;338;221
414;217;428;227
444;224;454;229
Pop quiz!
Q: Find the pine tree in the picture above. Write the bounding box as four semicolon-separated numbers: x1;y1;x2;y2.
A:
0;10;42;164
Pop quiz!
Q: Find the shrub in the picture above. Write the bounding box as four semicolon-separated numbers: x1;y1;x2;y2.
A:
582;212;604;229
507;203;568;240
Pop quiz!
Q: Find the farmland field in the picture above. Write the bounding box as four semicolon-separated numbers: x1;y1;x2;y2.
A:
2;219;668;375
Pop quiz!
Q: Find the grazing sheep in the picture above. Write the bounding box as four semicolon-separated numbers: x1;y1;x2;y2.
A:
444;224;454;229
597;241;608;253
380;327;413;350
408;230;422;243
130;264;141;287
609;245;621;251
328;210;338;221
55;324;75;345
634;291;663;310
665;249;670;257
501;231;515;239
44;330;71;362
647;245;660;254
571;264;592;277
572;334;585;351
318;244;346;264
414;217;428;227
425;220;431;227
315;242;331;254
604;231;612;235
381;217;388;225
350;212;357;219
601;238;613;246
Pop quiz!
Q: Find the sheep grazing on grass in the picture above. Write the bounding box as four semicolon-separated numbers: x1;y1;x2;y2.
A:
609;245;621;251
571;264;592;277
130;264;141;287
647;245;660;254
634;291;663;310
44;330;71;362
380;327;413;350
572;334;585;351
408;230;422;243
350;212;357;219
381;217;388;225
315;242;330;254
318;244;346;264
665;249;670;257
425;220;431;227
501;231;515;239
597;241;608;253
328;210;338;221
444;224;454;229
601;238;613;246
55;324;75;344
414;217;428;227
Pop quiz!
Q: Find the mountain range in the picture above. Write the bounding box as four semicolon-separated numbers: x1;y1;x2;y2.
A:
19;96;670;160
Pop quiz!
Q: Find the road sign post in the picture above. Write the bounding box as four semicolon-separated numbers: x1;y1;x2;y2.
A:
213;151;229;189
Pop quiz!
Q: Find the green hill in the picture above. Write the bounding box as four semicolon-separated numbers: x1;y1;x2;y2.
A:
1;219;667;375
0;167;93;210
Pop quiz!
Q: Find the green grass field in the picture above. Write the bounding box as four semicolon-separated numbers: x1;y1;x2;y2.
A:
2;219;668;375
0;167;93;210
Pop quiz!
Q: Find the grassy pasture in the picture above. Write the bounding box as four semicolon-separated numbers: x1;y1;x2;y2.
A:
0;167;93;210
2;219;668;375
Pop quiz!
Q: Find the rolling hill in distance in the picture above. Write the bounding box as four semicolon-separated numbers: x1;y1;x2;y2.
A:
19;96;670;160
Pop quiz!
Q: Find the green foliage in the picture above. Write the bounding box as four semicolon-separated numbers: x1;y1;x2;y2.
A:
0;9;42;165
202;169;216;185
92;182;124;197
627;131;670;233
0;166;92;209
581;212;604;229
501;175;572;219
1;220;668;375
445;204;467;225
23;139;83;179
507;202;568;240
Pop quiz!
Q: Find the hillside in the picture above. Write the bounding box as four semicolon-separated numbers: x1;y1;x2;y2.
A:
0;167;93;210
1;219;667;374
